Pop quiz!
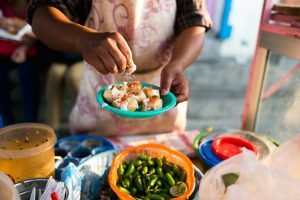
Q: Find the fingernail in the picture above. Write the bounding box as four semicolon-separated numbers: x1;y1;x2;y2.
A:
161;89;168;95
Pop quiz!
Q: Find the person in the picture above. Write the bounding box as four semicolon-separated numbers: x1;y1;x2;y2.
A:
27;0;212;136
0;0;40;125
44;52;83;131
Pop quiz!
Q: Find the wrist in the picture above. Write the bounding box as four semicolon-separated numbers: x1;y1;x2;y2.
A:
74;24;97;53
166;59;185;71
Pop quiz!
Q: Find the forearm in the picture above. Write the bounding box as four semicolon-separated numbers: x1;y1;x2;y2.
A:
169;26;206;69
32;6;95;52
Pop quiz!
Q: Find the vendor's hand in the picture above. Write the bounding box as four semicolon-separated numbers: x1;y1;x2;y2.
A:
160;63;189;103
77;31;133;74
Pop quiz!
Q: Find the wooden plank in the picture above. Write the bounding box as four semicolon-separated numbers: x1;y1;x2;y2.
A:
261;23;300;39
242;48;269;131
273;3;300;15
260;31;300;59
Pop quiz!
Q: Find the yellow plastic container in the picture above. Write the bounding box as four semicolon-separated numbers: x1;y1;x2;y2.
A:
0;123;56;183
109;143;195;200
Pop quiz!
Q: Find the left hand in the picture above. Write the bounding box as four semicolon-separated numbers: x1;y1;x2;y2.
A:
160;63;189;103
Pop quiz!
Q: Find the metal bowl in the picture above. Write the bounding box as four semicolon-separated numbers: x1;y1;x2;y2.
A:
15;178;68;200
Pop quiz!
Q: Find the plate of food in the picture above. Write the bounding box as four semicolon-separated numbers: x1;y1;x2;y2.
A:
96;81;176;118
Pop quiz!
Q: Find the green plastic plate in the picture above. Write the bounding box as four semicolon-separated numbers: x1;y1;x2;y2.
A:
96;82;176;118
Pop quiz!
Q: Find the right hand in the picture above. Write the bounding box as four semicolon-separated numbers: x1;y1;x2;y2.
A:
77;31;133;74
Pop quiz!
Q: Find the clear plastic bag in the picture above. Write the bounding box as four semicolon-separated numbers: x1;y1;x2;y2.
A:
200;135;300;200
61;163;81;200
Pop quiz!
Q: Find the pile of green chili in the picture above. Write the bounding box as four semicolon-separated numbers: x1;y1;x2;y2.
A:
117;155;188;200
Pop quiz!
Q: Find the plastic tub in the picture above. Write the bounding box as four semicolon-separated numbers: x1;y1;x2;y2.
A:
108;143;195;200
0;123;57;182
15;178;68;200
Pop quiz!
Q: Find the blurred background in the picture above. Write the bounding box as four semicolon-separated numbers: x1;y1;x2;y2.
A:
2;0;300;143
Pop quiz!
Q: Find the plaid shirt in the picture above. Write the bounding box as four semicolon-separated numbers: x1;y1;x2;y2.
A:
27;0;212;35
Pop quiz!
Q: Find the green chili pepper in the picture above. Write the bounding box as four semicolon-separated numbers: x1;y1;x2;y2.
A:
165;173;175;186
146;193;165;200
134;160;144;166
124;162;135;178
130;187;137;195
142;166;148;175
118;185;131;194
179;171;186;182
158;193;171;200
149;174;158;180
160;188;169;194
156;179;162;187
154;158;163;167
172;164;180;176
122;178;130;188
156;167;163;176
135;176;144;192
148;159;155;166
118;163;125;177
168;171;174;177
139;155;149;161
149;177;158;188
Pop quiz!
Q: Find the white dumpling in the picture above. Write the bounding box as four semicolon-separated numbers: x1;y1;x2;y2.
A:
141;96;163;111
103;84;127;103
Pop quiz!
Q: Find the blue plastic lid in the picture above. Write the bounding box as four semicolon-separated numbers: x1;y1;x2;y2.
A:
199;140;222;167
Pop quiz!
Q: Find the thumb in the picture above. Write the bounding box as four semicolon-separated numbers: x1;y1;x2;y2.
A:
160;72;173;96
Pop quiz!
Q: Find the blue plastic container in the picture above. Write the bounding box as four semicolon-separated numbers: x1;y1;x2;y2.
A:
69;147;92;163
56;135;114;152
199;139;222;167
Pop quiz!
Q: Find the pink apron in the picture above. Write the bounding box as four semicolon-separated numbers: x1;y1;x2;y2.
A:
69;0;188;136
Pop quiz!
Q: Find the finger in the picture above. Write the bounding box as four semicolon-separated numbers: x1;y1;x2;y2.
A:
100;51;118;73
112;33;133;64
89;56;109;74
108;42;127;73
172;81;189;103
160;72;174;96
176;94;188;103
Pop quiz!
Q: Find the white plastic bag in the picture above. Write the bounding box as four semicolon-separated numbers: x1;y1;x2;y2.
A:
200;135;300;200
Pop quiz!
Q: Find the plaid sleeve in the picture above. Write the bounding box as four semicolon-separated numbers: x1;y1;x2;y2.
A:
27;0;91;25
175;0;212;36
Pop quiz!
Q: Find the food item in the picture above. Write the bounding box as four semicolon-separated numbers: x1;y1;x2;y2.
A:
125;61;137;74
126;91;147;105
103;84;127;103
116;155;187;199
143;87;160;98
141;96;163;111
102;81;164;112
112;97;139;111
127;81;142;94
